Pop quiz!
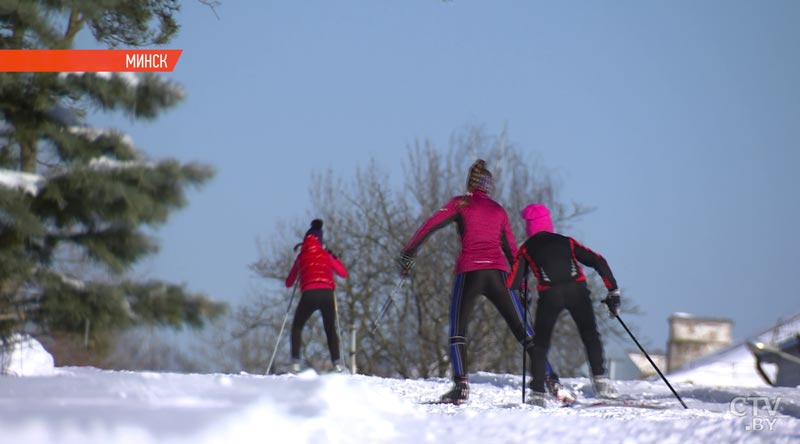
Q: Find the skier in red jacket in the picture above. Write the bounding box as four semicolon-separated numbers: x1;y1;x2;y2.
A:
399;160;561;404
285;219;348;373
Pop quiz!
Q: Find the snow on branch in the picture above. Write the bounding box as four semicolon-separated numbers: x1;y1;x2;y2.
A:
59;72;141;88
54;272;87;290
67;126;136;151
0;169;44;195
88;156;154;170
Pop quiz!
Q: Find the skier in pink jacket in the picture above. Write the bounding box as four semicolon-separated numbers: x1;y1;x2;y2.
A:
399;159;560;404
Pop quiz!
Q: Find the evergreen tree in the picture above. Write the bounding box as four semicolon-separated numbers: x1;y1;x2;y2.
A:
0;1;226;356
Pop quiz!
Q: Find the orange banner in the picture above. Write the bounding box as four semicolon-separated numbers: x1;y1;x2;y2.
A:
0;50;183;72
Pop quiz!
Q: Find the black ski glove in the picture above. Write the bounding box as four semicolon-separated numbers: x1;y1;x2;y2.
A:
397;253;415;277
602;290;621;317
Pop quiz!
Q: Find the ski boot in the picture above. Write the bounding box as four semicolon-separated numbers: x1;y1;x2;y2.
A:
592;374;619;399
546;373;576;404
289;359;302;374
439;377;469;405
527;391;547;408
331;361;349;374
545;373;560;398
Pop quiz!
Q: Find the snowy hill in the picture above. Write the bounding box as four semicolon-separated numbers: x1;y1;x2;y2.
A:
0;334;54;377
1;367;799;444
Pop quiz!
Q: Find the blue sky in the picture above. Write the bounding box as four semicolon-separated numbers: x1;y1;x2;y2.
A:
87;1;800;354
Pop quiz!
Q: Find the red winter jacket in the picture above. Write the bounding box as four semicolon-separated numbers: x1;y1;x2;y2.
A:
285;234;348;291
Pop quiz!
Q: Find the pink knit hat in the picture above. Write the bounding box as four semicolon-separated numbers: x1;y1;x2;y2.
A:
521;204;554;236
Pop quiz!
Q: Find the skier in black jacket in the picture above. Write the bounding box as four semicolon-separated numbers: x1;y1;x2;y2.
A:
506;204;621;406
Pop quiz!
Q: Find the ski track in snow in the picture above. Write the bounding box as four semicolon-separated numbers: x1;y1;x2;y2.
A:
0;367;799;444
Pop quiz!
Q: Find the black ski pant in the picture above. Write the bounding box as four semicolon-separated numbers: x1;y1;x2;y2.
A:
290;289;340;363
448;269;556;382
530;281;605;393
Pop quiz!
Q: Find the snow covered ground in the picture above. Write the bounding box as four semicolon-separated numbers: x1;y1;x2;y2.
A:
1;366;799;444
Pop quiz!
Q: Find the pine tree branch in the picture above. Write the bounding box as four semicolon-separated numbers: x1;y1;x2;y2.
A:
198;0;222;20
10;19;23;49
63;8;87;47
19;140;36;173
36;158;57;169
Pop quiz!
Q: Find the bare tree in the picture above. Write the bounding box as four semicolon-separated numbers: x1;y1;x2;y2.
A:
234;125;635;378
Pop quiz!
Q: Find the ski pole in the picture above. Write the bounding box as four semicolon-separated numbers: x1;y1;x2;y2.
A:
521;268;530;404
368;277;405;336
266;280;299;375
604;299;688;409
334;293;349;371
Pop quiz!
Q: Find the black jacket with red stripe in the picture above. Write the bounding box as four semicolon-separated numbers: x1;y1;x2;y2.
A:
506;232;618;293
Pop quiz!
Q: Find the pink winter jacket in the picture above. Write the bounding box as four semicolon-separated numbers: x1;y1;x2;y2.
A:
401;190;517;274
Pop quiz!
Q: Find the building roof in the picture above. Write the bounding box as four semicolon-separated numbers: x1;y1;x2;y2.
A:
666;312;800;387
669;312;733;324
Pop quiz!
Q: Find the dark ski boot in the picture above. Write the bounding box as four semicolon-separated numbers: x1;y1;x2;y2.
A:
439;377;469;404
